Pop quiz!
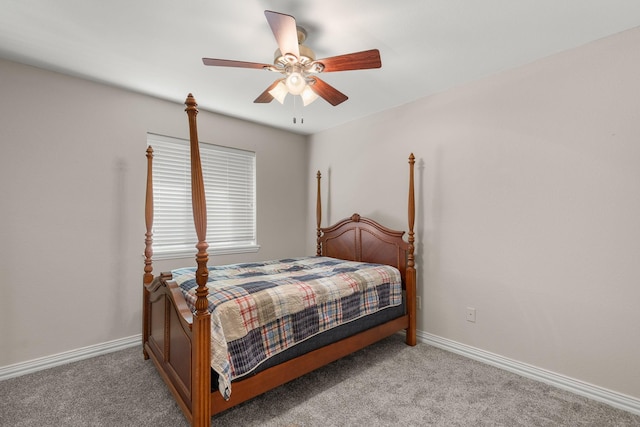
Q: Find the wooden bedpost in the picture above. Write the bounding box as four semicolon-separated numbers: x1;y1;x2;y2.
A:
406;153;417;346
316;171;322;256
185;94;211;427
143;146;154;358
144;146;154;285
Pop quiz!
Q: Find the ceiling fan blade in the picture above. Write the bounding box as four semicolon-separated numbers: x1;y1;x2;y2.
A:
264;10;300;59
253;80;281;103
316;49;382;72
202;58;271;69
309;77;348;106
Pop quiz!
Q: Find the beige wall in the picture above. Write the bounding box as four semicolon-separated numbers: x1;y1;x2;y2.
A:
2;25;639;403
0;59;308;366
308;27;640;399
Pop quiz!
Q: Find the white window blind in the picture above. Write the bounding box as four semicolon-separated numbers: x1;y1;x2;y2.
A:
148;133;258;258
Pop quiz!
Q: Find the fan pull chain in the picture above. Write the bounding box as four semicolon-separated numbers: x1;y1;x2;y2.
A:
291;96;305;124
293;96;297;124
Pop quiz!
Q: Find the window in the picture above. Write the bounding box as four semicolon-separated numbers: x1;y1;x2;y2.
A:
147;133;258;259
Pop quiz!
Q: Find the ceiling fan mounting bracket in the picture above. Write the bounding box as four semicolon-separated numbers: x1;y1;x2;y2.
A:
296;26;308;44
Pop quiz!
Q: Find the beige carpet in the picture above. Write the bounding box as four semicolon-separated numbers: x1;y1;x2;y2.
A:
1;334;639;426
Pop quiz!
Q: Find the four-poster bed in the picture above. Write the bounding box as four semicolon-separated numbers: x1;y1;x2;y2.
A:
142;93;417;426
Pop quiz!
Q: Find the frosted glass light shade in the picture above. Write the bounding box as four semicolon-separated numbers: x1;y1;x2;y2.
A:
268;81;288;104
301;85;319;106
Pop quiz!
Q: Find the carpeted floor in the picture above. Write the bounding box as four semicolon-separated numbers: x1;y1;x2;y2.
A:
1;334;638;426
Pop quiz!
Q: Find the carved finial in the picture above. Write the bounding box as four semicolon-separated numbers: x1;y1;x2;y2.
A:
185;93;198;113
351;213;361;222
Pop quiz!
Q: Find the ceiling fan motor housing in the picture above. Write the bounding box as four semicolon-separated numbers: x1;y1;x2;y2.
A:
274;45;316;67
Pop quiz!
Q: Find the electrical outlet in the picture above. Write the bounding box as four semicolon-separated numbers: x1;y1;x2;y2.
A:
466;307;476;323
416;296;422;310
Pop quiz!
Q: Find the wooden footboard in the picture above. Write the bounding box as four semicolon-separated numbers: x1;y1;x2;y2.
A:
144;274;195;419
143;94;417;426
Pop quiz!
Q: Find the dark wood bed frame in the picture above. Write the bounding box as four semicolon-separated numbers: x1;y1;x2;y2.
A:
142;94;417;426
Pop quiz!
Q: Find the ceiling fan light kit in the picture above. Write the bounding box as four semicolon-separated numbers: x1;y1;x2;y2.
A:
284;67;306;95
202;10;382;108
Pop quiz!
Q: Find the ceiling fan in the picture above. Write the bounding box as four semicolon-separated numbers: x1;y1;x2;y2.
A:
202;10;382;107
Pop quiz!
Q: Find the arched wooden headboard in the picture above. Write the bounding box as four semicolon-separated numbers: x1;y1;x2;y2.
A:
316;153;416;290
318;213;410;286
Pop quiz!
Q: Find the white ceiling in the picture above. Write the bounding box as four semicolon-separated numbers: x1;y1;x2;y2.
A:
1;1;639;135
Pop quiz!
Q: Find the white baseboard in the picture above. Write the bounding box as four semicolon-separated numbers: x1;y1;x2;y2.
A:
418;330;640;416
0;334;142;381
2;331;639;417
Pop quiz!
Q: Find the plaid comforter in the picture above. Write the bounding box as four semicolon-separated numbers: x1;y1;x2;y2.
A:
172;256;403;399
